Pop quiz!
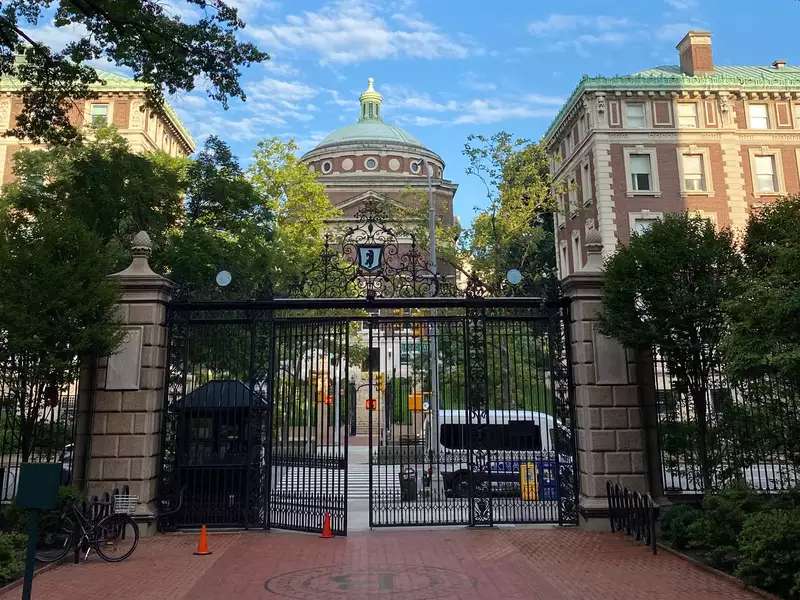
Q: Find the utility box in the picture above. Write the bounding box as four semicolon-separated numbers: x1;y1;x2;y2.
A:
519;462;539;501
15;463;61;510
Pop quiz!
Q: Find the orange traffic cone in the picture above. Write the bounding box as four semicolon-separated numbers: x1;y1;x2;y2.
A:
320;512;334;538
194;525;213;555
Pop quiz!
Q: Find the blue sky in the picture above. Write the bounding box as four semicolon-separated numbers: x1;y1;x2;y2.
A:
33;0;800;226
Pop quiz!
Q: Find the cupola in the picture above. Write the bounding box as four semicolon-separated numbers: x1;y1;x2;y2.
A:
359;77;383;122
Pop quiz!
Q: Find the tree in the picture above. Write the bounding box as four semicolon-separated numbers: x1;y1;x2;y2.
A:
461;132;557;297
2;127;184;268
600;213;743;488
0;210;121;461
161;135;276;300
248;137;340;296
724;195;800;382
0;1;268;144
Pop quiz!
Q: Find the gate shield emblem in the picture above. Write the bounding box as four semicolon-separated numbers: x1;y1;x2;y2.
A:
357;245;383;272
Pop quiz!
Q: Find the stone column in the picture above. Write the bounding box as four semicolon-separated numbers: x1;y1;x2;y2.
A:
563;228;652;529
86;232;173;534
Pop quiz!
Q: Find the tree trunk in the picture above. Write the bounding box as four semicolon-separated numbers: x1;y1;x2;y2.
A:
691;386;712;490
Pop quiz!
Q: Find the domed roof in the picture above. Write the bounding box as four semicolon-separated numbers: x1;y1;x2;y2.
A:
317;120;424;148
311;78;426;151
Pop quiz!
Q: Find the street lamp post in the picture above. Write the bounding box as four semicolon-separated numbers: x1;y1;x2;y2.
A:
416;157;441;465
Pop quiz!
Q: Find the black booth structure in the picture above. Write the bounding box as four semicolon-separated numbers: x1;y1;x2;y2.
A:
172;380;268;527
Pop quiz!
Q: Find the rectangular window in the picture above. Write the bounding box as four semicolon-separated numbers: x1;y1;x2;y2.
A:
629;154;652;191
568;179;577;214
581;163;592;202
677;103;698;128
754;155;777;193
794;104;800;127
90;103;108;126
625;103;646;128
749;104;769;129
682;154;706;191
572;235;581;268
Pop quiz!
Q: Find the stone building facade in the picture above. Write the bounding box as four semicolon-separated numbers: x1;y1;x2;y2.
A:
543;30;800;279
0;67;194;184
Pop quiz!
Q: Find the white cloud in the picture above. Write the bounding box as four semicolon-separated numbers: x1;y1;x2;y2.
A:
528;13;698;55
26;23;88;52
249;0;471;64
376;83;563;127
528;14;632;35
664;0;697;9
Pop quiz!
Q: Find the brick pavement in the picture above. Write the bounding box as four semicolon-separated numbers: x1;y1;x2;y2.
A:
1;527;764;600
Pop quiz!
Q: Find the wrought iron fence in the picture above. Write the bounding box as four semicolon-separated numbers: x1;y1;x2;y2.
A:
606;481;658;554
0;354;80;502
653;349;800;494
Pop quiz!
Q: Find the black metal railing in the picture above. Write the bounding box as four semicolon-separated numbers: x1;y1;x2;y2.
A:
607;481;658;554
652;348;800;494
0;354;80;501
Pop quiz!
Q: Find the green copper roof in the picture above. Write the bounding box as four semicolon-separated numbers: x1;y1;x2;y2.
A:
0;65;194;150
543;64;800;143
316;120;424;149
312;78;426;151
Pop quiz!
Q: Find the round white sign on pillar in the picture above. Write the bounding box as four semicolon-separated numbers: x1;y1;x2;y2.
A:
216;270;232;287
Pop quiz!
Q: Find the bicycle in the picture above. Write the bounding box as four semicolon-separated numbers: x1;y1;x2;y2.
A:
35;495;140;563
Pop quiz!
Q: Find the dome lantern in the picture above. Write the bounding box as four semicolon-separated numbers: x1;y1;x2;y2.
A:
359;77;383;122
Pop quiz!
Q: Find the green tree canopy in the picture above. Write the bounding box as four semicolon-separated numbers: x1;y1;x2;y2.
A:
0;1;268;144
461;132;556;296
723;196;800;381
0;209;121;460
600;212;743;488
248;137;339;295
2;127;184;267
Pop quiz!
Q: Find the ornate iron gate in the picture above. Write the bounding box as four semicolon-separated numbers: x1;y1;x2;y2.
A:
159;200;577;533
366;301;577;528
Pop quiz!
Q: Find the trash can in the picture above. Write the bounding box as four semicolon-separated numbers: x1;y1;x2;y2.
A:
536;460;559;501
399;467;417;501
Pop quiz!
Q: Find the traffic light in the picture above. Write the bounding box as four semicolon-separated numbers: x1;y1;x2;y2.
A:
375;372;385;392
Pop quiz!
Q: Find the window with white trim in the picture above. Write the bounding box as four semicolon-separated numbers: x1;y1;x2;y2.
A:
581;162;592;203
572;233;582;270
749;104;769;129
677;103;698;128
568;179;577;215
754;155;777;193
625;102;646;128
681;154;706;192
90;103;108;126
629;154;652;191
794;104;800;128
559;242;569;276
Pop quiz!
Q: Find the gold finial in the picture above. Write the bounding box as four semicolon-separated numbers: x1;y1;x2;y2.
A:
359;77;383;121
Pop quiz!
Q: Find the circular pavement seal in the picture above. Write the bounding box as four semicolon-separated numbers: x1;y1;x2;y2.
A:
264;565;476;600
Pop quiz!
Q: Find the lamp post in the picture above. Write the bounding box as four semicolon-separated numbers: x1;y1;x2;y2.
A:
414;157;441;465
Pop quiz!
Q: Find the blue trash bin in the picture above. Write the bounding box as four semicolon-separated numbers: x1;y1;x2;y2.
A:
536;460;560;501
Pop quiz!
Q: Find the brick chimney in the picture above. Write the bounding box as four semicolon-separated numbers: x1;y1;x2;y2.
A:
676;30;713;76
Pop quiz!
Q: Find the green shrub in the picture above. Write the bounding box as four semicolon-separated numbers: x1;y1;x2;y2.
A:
661;503;702;549
735;509;800;599
0;532;27;587
687;485;765;569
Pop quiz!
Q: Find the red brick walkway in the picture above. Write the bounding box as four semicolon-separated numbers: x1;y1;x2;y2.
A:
2;528;763;600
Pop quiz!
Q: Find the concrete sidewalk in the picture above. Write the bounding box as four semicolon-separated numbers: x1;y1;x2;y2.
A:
2;527;763;600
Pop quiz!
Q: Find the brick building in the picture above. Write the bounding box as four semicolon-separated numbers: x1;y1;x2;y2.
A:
543;30;800;279
0;66;195;184
301;78;457;228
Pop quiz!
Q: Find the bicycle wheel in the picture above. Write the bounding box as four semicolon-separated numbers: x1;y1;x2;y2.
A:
94;514;139;562
35;513;75;563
